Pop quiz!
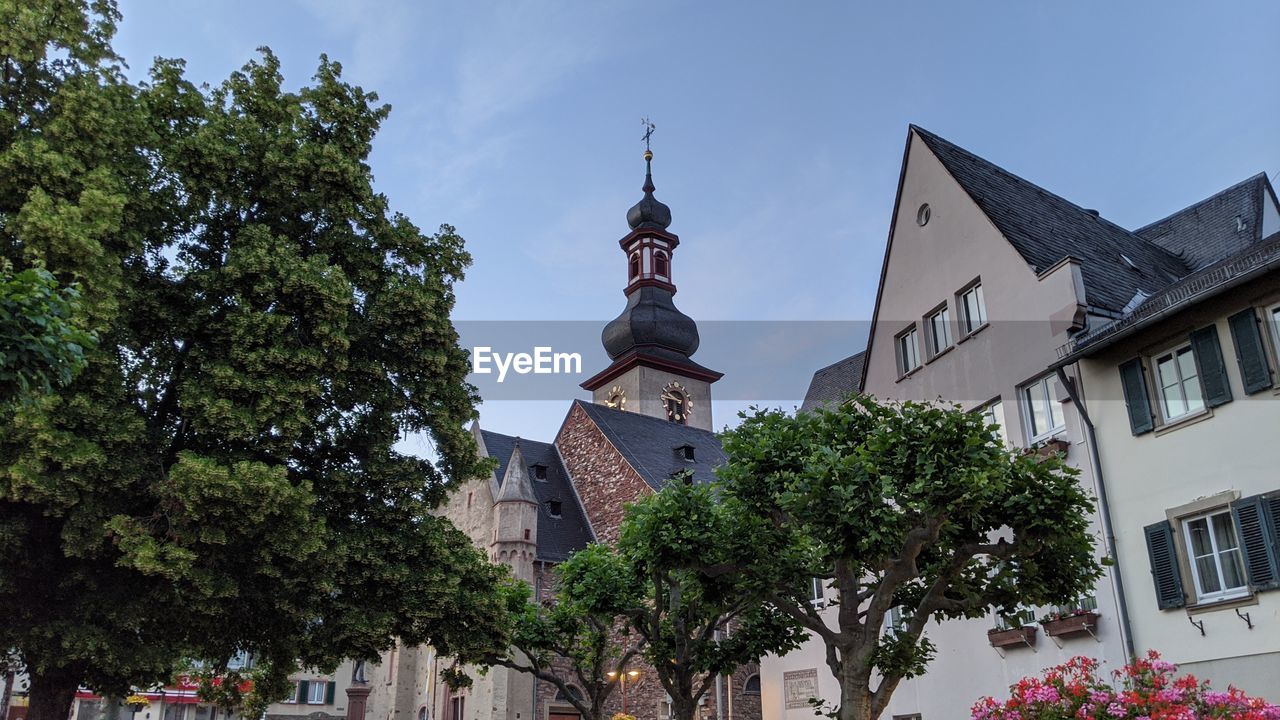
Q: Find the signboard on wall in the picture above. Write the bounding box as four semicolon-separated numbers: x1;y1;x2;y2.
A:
783;668;818;710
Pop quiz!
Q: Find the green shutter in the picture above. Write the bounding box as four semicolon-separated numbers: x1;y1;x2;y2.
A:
1119;358;1154;435
1231;494;1280;590
325;681;336;705
297;681;309;704
1228;309;1274;395
1144;520;1185;609
1190;325;1233;407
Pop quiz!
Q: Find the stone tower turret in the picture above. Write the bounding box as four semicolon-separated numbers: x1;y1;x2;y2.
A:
490;442;538;583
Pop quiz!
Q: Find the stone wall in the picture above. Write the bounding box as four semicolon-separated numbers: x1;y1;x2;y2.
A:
553;403;652;545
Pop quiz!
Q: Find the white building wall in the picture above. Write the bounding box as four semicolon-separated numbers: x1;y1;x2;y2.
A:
762;130;1127;720
1075;282;1280;701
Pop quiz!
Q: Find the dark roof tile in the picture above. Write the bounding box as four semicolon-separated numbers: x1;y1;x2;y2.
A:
1135;173;1277;270
913;126;1192;313
800;351;865;413
572;400;726;490
481;430;594;562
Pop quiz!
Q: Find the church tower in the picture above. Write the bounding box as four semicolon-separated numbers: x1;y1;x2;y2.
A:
490;443;538;583
581;148;722;431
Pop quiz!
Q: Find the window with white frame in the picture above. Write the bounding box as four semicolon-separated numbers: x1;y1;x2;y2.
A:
882;605;908;636
959;282;987;335
926;304;952;357
1154;344;1205;421
994;605;1037;629
896;326;921;376
978;399;1008;446
809;577;825;607
308;681;327;704
1021;374;1065;442
1183;510;1248;602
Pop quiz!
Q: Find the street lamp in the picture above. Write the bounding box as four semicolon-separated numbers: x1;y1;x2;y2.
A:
604;670;641;714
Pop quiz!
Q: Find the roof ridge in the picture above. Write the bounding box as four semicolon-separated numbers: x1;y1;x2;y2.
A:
480;428;553;448
813;349;866;375
912;126;1185;264
1133;172;1270;234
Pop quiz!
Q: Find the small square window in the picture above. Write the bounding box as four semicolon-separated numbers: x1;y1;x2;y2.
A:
1154;344;1205;422
1021;374;1065;442
896;326;921;376
925;304;952;357
532;464;548;481
1182;510;1248;602
546;500;562;518
959;282;987;336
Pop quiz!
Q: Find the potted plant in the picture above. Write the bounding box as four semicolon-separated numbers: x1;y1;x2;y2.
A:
1038;607;1099;637
987;624;1036;648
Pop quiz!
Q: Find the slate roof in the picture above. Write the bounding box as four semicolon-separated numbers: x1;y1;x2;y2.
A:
573;399;726;489
1059;231;1280;361
1135;173;1278;271
481;430;594;562
913;126;1192;314
800;351;865;413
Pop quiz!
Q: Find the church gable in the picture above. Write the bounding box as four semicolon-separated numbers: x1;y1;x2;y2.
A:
553;401;653;545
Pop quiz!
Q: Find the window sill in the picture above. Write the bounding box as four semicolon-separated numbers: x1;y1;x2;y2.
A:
1185;592;1256;616
925;345;955;365
957;323;990;345
1027;428;1068;447
895;367;922;383
1153;407;1213;437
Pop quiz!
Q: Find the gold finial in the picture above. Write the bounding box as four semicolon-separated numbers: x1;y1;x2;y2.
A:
644;149;653;162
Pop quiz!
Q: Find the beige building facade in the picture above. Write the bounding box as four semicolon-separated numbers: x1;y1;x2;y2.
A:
765;126;1280;718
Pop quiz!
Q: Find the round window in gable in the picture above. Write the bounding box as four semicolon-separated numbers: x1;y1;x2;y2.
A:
916;203;931;227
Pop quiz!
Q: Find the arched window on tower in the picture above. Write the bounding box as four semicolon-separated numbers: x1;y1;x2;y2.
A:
629;252;641;281
654;250;669;278
743;675;761;696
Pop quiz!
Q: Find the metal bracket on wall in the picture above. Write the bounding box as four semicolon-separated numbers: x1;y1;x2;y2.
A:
1235;608;1253;629
1189;616;1205;636
1048;625;1100;649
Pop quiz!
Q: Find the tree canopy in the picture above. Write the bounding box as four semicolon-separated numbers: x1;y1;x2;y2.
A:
0;3;506;719
484;545;644;720
617;476;806;720
718;397;1103;720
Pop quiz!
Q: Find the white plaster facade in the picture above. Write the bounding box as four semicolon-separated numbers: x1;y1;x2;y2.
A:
1070;277;1280;700
761;129;1128;720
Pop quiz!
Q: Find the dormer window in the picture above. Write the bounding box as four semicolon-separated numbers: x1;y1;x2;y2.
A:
531;463;548;481
675;444;695;462
546;500;562;518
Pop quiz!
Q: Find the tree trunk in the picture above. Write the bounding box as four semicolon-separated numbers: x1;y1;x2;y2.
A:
671;697;698;720
837;663;875;720
26;668;81;720
1;669;15;720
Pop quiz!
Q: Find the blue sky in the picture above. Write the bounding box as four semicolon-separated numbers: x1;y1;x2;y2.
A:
114;0;1280;444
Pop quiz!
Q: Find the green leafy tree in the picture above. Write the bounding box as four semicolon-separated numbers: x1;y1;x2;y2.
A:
718;397;1103;720
0;264;95;400
618;477;805;720
0;3;507;719
485;546;644;720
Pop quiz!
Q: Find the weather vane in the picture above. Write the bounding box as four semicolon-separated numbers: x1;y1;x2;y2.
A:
641;117;656;153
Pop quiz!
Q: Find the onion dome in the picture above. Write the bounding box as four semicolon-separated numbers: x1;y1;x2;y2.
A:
601;286;700;361
626;149;672;230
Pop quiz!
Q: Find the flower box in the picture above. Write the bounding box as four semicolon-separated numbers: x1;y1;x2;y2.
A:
987;625;1036;648
1040;610;1098;638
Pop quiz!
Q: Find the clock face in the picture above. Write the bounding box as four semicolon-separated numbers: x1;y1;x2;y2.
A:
661;382;691;424
606;386;627;410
